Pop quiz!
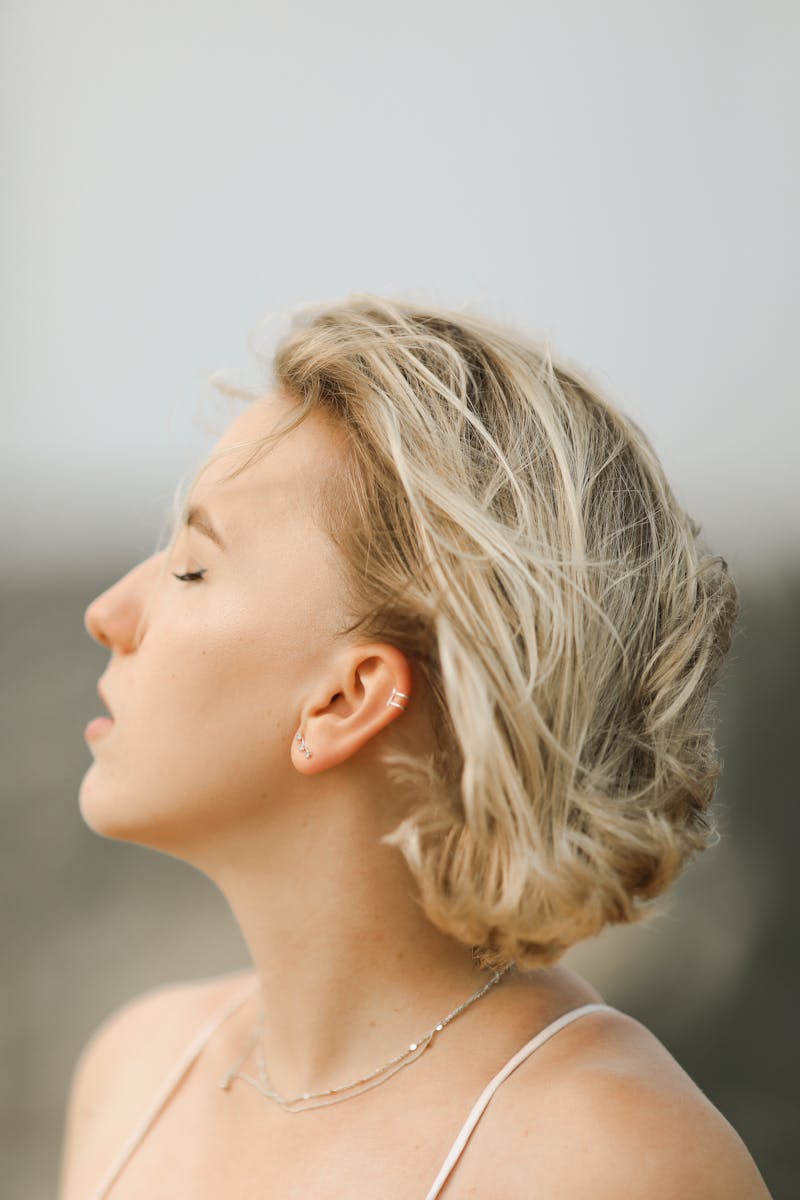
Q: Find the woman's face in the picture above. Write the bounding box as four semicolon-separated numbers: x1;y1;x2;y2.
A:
80;393;354;855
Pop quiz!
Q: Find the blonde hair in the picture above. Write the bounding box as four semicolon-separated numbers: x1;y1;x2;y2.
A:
169;293;741;972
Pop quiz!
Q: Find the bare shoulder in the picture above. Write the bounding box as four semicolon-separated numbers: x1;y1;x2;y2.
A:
65;965;255;1095
489;1007;773;1200
58;966;255;1200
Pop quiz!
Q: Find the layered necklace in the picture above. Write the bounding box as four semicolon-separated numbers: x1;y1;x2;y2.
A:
217;963;513;1113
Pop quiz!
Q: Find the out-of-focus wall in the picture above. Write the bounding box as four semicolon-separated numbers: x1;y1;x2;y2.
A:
1;1;798;583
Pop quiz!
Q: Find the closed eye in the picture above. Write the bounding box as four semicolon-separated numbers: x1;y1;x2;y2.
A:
172;569;207;583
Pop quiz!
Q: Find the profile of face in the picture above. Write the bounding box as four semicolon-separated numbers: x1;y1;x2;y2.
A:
81;391;413;866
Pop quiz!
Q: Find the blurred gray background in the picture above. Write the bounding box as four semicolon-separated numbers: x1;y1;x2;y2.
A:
2;1;798;1197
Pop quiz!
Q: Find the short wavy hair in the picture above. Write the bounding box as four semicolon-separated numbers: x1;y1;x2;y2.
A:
168;293;741;973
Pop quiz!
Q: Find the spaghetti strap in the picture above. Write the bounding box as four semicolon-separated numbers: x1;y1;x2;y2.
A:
87;973;259;1200
423;1002;617;1200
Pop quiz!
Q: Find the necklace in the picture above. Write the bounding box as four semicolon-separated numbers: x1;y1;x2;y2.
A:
217;963;513;1112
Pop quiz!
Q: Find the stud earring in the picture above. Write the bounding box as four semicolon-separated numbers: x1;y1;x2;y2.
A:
295;732;312;759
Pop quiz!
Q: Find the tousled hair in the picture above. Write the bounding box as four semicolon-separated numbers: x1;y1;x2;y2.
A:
162;293;741;972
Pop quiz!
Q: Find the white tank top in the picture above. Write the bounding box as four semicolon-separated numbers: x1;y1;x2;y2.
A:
86;977;617;1199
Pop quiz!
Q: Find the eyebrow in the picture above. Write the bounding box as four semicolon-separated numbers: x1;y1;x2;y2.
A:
183;504;227;551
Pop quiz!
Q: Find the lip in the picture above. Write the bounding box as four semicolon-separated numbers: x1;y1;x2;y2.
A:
84;716;114;740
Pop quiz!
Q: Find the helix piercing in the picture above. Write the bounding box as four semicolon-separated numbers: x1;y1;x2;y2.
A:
295;690;410;760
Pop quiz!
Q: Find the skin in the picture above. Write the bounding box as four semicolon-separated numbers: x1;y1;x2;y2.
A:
66;390;773;1198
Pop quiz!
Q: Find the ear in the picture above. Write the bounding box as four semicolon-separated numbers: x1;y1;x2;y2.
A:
292;643;413;774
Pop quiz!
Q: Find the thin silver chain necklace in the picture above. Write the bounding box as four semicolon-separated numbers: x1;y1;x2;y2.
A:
217;964;513;1113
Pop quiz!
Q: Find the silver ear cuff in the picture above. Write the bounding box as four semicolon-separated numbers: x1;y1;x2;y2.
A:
296;689;410;760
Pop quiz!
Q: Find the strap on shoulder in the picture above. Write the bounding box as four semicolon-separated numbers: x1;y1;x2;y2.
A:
423;1002;617;1200
87;975;259;1200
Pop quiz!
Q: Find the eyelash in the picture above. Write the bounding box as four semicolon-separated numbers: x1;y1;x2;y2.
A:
172;569;207;583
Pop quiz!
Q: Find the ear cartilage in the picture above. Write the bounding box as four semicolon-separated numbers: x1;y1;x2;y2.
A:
386;688;410;711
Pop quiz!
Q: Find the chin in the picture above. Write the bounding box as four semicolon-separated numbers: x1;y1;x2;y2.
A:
78;770;181;850
78;788;149;848
77;768;236;867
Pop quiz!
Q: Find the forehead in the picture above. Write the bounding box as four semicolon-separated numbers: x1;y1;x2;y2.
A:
197;393;346;510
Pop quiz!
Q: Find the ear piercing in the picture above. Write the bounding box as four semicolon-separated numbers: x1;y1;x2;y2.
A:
295;689;410;759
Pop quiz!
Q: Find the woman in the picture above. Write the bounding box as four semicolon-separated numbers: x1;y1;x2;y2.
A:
59;294;771;1198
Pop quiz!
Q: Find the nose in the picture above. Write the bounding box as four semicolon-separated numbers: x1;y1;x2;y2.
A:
84;552;166;652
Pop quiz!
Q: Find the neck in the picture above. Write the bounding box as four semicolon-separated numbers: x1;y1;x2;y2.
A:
201;795;510;1100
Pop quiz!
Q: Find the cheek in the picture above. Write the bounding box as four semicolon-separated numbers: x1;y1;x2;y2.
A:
144;625;290;781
